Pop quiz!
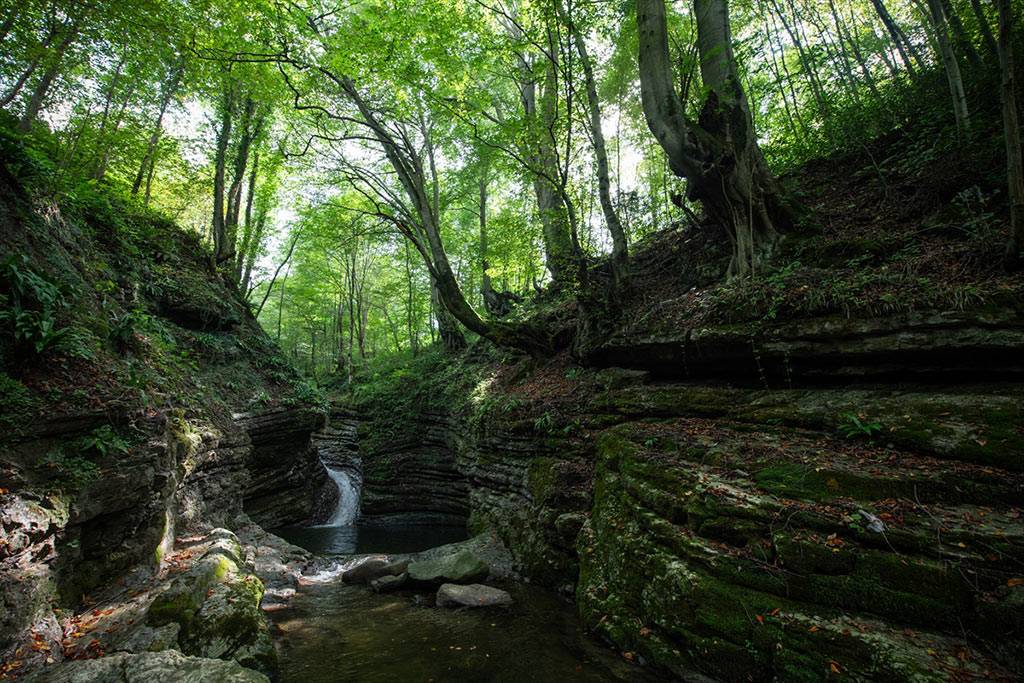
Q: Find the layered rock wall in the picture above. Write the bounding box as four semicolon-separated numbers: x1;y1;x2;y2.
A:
352;311;1024;680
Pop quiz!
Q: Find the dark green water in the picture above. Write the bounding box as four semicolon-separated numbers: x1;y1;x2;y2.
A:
275;521;469;555
270;523;660;682
270;579;657;682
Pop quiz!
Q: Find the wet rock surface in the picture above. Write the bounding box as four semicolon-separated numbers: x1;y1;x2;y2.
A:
436;583;513;608
407;550;490;585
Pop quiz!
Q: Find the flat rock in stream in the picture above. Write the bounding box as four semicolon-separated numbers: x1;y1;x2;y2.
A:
343;556;409;584
407;550;489;585
436;583;513;608
370;573;408;592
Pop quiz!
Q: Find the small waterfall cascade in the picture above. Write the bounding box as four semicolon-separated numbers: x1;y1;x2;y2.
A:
325;467;361;526
312;411;363;527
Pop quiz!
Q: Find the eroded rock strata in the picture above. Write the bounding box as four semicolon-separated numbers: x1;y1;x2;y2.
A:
348;313;1023;681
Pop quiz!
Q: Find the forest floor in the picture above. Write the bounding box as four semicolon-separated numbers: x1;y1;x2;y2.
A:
612;121;1024;339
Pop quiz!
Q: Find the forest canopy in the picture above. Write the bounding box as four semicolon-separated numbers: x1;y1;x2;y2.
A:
1;0;1020;378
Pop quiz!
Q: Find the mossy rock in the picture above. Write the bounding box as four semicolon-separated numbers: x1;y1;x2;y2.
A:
407;550;489;585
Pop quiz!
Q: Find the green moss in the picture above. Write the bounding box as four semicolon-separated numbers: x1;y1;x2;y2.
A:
0;371;36;433
526;457;558;502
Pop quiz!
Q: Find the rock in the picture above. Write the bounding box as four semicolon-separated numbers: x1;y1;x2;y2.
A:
116;622;181;653
146;530;275;675
594;367;649;390
554;512;586;543
436;583;512;608
237;408;327;528
21;650;269;682
370;573;408;593
342;556;408;584
407;550;489;585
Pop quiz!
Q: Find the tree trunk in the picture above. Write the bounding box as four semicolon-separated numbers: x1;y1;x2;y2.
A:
829;0;882;99
770;0;829;112
240;204;267;297
870;0;926;77
93;82;136;181
211;83;235;266
940;0;982;69
276;266;288;341
558;0;630;291
926;0;971;134
339;75;551;354
132;60;182;195
18;19;80;131
637;0;792;277
523;55;577;286
404;241;418;353
996;0;1023;268
479;168;494;306
236;150;260;282
968;0;997;57
0;19;59;109
90;52;126;176
431;276;465;351
224;99;259;262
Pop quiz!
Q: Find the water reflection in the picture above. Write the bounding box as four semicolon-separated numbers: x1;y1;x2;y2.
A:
275;520;470;556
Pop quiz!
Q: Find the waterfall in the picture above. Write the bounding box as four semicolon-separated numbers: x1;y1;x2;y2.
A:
325;467;360;526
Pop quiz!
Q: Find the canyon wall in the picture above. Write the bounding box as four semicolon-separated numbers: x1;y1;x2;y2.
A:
351;310;1024;680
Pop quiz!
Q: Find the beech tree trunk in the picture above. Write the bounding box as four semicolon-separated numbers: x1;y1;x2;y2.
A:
224;99;259;264
18;19;80;131
968;0;997;56
337;75;551;354
557;0;630;291
926;0;971;134
828;0;882;99
132;60;182;195
211;83;235;266
995;0;1023;268
940;0;982;69
431;277;465;351
237;150;261;283
637;0;792;277
0;20;59;109
870;0;926;77
523;56;577;286
479;168;494;305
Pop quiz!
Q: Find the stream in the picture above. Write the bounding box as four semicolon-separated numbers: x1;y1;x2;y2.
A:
270;468;657;682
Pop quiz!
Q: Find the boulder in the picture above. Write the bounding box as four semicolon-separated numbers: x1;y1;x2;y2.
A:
146;530;275;674
342;556;408;584
21;651;269;682
407;550;489;585
436;583;512;608
370;573;408;593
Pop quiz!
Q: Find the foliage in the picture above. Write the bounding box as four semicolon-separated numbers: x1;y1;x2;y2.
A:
43;425;131;490
838;413;884;440
0;255;70;356
0;372;36;432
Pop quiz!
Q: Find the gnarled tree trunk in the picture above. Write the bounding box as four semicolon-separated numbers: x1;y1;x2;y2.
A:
636;0;792;277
